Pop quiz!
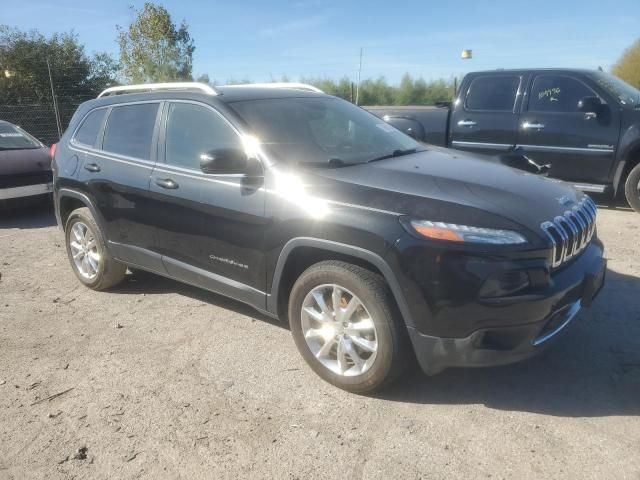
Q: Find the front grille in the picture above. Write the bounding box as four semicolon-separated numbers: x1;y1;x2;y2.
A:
540;196;597;268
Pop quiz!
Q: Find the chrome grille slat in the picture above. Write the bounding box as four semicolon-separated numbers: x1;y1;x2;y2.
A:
541;196;597;268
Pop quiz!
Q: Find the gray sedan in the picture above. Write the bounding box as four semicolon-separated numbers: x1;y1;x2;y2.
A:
0;120;52;205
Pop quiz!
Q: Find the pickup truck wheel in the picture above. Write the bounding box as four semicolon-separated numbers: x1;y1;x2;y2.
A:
64;207;126;290
288;260;409;394
624;163;640;213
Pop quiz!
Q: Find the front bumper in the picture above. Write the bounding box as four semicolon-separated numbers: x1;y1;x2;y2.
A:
406;247;606;375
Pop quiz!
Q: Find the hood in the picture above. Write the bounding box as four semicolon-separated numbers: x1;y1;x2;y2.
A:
0;147;51;176
299;148;585;240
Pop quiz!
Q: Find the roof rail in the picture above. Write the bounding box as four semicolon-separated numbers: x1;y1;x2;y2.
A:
98;82;219;98
224;82;324;93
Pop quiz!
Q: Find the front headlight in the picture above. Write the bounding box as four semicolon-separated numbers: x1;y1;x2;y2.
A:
407;220;527;245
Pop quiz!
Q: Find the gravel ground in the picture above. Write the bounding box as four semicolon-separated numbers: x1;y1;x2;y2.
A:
0;197;639;480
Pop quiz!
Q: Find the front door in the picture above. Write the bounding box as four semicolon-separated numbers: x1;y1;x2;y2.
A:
450;74;523;156
149;101;267;306
517;74;620;184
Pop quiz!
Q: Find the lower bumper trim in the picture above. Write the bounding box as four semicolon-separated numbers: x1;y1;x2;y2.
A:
532;301;581;346
408;301;584;375
0;183;53;200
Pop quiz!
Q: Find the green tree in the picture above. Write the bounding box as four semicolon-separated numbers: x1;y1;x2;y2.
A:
359;77;394;105
0;26;117;104
117;2;195;83
201;74;455;106
612;38;640;88
196;73;210;84
0;26;118;142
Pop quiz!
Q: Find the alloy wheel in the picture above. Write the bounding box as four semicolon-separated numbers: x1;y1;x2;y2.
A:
69;221;100;280
300;284;378;377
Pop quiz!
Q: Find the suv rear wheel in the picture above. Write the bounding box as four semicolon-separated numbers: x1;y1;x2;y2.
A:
64;207;126;290
624;162;640;213
288;260;409;393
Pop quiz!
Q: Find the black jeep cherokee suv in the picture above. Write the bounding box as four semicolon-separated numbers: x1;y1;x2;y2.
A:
52;82;606;393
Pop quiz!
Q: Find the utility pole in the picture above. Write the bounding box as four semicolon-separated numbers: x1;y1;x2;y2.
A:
47;58;62;140
355;47;363;105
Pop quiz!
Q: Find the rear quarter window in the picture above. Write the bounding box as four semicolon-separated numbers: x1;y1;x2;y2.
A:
465;75;520;112
102;103;159;160
73;108;107;147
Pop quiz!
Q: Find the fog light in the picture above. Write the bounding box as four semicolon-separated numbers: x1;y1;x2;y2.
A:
479;270;530;298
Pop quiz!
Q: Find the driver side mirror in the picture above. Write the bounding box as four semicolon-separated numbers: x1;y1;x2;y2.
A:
577;96;602;116
199;148;248;174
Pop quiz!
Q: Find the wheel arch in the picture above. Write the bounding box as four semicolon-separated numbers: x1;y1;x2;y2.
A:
57;189;107;234
268;238;415;329
614;136;640;195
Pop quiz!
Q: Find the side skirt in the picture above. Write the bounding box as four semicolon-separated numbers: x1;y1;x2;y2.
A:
108;241;273;318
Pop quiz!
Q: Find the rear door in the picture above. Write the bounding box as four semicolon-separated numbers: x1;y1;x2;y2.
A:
75;101;162;268
450;74;523;156
517;74;620;184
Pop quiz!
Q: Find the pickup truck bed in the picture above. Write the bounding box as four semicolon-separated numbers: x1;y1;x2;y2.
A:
365;106;449;147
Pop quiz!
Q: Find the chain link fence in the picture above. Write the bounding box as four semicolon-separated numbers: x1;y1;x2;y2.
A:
0;65;105;146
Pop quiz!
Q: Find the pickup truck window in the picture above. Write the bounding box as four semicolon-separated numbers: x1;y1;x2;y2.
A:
465;75;520;112
588;71;640;108
229;97;420;166
528;75;596;113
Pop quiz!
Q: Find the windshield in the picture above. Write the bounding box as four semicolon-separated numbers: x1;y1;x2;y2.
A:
0;123;42;150
229;97;422;166
588;72;640;108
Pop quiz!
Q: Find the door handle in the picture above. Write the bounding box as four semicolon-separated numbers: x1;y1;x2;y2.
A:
155;178;179;189
522;122;546;130
457;119;477;127
83;163;101;172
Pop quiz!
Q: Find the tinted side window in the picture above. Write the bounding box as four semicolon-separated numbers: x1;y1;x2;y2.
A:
74;109;106;146
102;103;159;160
465;76;520;111
528;75;596;113
165;103;241;170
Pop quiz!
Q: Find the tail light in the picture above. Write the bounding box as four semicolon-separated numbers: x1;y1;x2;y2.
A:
49;143;57;159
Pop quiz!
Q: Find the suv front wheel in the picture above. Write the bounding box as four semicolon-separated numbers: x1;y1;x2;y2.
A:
624;162;640;213
288;260;409;393
64;207;126;290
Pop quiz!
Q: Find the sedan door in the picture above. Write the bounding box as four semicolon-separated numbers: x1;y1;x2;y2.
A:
148;101;267;307
517;74;620;185
449;74;523;156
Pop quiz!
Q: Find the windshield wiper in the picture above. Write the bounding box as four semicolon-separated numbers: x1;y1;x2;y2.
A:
297;158;350;168
366;148;418;163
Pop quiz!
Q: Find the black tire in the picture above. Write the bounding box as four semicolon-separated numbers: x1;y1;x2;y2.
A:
64;207;126;290
288;260;410;394
624;162;640;213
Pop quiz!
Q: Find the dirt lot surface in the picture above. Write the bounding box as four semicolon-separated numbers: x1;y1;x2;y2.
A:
1;198;639;480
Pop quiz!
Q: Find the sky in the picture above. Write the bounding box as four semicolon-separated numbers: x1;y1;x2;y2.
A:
3;0;639;84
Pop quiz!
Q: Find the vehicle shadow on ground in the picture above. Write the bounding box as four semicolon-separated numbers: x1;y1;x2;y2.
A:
0;200;56;229
111;271;287;329
378;268;640;417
